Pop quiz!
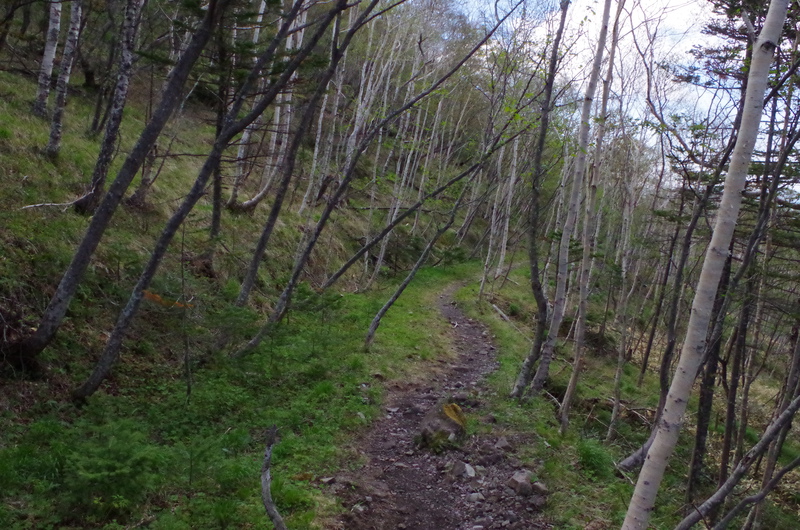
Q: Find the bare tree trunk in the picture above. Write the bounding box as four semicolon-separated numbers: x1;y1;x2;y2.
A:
236;1;308;212
622;2;789;526
260;426;287;530
675;389;800;530
74;0;150;214
45;0;82;157
509;0;569;398
637;192;683;385
685;253;731;507
235;3;527;357
365;191;465;350
744;306;800;528
8;0;231;373
72;0;350;400
529;0;612;396
32;0;62;117
560;0;623;433
717;272;752;496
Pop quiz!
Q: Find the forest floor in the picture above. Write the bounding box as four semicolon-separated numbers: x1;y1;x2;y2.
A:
328;285;553;530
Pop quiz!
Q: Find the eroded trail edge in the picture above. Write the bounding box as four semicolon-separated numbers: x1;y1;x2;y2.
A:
330;286;551;530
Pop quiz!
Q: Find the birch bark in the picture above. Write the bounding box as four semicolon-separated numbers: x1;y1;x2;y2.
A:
622;1;790;526
33;0;62;117
45;0;82;157
530;0;613;395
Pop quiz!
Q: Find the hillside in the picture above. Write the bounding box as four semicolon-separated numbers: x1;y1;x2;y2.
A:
3;1;800;529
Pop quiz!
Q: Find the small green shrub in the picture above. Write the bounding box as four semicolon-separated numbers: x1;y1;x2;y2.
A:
577;438;614;480
61;419;168;521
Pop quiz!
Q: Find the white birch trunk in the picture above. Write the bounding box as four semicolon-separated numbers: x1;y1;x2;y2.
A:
622;1;790;527
33;0;62;117
530;0;613;394
45;0;83;157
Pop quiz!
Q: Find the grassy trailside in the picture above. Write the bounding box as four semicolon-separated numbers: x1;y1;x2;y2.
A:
454;267;800;529
1;262;479;529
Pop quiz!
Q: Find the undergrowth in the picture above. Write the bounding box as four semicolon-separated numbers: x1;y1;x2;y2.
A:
453;266;799;529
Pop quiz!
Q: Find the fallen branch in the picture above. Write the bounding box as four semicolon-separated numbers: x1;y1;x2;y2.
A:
491;304;532;343
261;425;287;530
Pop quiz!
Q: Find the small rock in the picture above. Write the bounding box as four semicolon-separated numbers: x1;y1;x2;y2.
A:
471;526;485;530
531;481;548;495
364;496;372;503
468;493;485;502
529;495;547;511
320;477;335;484
494;437;514;452
387;407;399;413
450;460;476;478
453;391;470;402
477;453;503;466
506;470;533;496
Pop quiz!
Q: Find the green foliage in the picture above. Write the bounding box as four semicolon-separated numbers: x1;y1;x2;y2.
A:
576;438;614;480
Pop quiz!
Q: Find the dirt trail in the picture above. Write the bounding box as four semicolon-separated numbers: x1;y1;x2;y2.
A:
329;287;552;530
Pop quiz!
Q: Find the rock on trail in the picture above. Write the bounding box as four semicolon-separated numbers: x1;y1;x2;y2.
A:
329;288;552;530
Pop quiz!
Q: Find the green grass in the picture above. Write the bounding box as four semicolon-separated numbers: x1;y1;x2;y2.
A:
0;262;479;529
0;66;481;528
451;264;799;529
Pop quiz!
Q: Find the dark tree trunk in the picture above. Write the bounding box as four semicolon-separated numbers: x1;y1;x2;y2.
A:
7;0;230;373
72;0;348;399
509;0;569;398
685;253;731;507
75;0;144;214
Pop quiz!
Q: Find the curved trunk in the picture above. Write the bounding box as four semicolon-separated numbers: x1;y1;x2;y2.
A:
10;0;229;373
509;0;569;398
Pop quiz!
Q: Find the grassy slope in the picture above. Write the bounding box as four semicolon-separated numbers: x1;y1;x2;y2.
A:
0;70;476;528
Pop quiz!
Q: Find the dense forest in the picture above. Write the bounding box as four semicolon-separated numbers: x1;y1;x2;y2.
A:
1;0;800;528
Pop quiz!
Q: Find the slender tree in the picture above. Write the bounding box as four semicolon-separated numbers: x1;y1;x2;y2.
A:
529;0;614;395
7;0;232;373
45;0;83;157
622;1;790;526
32;0;62;117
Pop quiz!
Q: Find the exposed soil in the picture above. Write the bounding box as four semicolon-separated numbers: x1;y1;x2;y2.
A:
328;287;553;530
